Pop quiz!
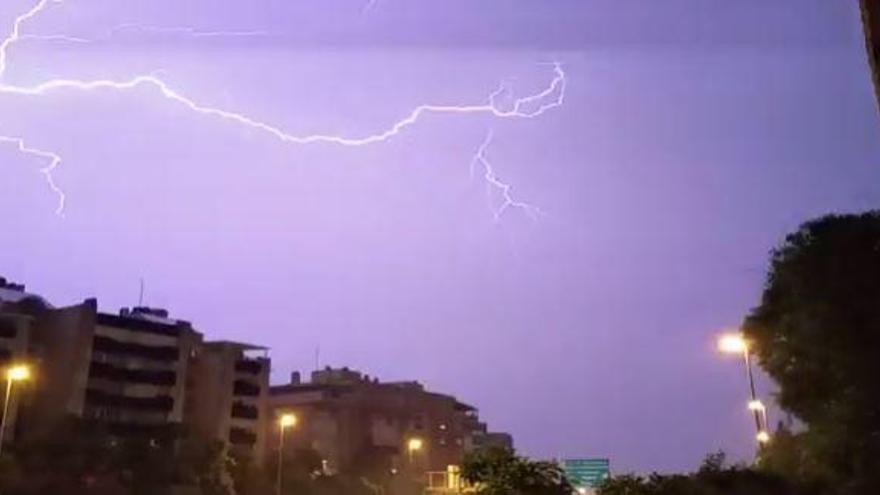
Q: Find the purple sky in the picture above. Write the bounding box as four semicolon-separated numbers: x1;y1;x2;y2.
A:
2;0;879;473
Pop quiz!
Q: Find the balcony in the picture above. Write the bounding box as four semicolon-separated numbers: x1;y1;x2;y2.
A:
229;426;257;445
231;401;259;420
89;361;176;386
233;379;261;397
96;313;184;337
92;335;179;362
234;359;262;375
85;388;174;413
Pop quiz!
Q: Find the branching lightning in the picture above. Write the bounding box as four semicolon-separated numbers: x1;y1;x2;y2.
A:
0;135;65;215
470;130;542;222
2;0;565;219
0;0;52;78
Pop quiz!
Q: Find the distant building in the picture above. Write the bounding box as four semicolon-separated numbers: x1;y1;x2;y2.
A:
471;431;513;451
268;367;512;478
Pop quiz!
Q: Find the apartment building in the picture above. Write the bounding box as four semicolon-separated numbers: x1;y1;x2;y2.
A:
268;367;512;477
0;277;272;459
0;278;46;445
184;340;271;464
22;301;200;437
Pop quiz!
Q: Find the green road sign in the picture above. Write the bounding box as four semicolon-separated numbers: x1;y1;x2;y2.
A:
563;458;610;488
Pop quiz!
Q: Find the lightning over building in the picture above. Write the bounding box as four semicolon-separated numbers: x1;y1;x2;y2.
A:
1;0;565;218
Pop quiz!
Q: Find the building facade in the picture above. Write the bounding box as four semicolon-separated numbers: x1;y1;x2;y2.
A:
184;340;271;464
0;277;272;459
2;276;510;483
268;367;512;480
0;278;45;445
22;301;200;436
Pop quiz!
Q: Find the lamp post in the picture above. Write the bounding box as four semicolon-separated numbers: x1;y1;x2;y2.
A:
0;364;30;456
276;413;297;495
718;333;770;446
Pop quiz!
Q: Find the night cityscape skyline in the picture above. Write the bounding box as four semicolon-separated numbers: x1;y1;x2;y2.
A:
2;0;879;480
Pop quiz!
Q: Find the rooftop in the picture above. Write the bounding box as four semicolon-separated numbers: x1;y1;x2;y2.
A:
97;306;193;337
0;277;52;309
205;340;269;351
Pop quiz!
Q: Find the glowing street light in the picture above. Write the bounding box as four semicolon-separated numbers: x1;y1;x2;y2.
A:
407;437;424;464
717;333;748;355
717;331;770;449
747;400;765;412
6;365;30;382
276;412;298;495
279;413;297;429
0;364;31;455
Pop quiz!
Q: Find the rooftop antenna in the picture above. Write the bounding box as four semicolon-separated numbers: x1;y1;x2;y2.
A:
138;278;145;306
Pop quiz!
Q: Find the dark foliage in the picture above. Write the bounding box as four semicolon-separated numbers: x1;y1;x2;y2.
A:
461;447;573;495
597;452;820;495
743;212;880;493
0;418;230;495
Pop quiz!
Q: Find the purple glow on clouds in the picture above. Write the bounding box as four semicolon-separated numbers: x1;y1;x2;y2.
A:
1;0;879;473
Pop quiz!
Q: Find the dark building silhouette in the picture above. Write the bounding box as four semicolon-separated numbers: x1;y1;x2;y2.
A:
0;278;270;462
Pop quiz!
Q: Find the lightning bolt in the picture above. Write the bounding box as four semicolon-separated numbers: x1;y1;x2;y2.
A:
0;0;53;79
0;135;65;216
107;24;270;39
2;0;565;218
470;130;542;222
17;33;91;44
17;26;269;46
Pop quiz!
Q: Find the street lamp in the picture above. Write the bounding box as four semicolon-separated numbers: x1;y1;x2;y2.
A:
718;334;748;354
0;364;30;455
407;437;424;464
276;413;297;495
717;332;770;446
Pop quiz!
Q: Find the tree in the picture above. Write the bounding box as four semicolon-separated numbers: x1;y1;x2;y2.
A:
597;452;812;495
461;447;573;495
862;0;880;114
0;418;239;495
175;436;233;495
227;449;274;495
742;212;880;492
